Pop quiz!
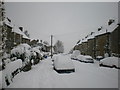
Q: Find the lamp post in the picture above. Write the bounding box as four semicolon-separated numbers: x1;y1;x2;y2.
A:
51;35;53;58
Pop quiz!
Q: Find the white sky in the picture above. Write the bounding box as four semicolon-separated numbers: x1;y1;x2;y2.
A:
5;2;118;53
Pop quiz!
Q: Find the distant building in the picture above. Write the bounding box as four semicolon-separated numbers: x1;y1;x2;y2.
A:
30;39;39;47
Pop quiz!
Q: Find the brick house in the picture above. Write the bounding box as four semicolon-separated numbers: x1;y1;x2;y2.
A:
2;18;30;53
73;19;119;58
87;38;96;58
95;32;110;57
81;41;88;55
73;44;79;50
110;24;120;57
22;37;30;44
4;24;13;53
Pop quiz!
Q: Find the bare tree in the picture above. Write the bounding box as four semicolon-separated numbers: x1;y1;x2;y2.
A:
54;40;64;54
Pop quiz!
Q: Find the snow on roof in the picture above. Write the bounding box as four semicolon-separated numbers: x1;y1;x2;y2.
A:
22;33;30;39
95;22;118;37
77;20;118;45
82;38;87;43
12;26;30;39
95;28;107;36
87;33;95;40
12;26;23;35
107;24;119;33
4;18;13;27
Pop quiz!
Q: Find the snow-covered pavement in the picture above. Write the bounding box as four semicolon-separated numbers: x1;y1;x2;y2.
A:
7;55;118;88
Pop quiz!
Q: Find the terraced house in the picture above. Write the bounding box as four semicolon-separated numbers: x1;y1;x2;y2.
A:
3;18;30;53
74;19;120;58
0;1;5;57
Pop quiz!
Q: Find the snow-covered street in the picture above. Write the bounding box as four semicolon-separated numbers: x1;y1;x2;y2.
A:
7;55;118;88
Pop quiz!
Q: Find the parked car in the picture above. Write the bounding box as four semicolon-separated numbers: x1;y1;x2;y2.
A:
81;55;94;63
71;50;80;60
53;55;75;73
99;57;120;69
76;55;84;62
96;56;103;61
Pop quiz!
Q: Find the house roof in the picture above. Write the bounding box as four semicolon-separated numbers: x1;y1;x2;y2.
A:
4;18;14;27
77;20;118;45
12;26;30;40
95;21;118;37
4;17;31;40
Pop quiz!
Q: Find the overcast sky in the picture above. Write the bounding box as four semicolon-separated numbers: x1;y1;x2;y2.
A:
5;2;118;53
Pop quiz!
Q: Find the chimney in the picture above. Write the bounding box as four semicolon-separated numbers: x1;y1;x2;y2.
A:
98;26;102;31
19;27;23;32
108;19;115;25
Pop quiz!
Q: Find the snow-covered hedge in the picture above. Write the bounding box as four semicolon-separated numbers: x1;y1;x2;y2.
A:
2;59;22;88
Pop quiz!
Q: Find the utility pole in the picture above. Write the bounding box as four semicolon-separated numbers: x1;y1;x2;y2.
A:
51;35;53;58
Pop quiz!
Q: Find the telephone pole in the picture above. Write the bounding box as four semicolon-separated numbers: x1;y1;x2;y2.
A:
51;35;53;58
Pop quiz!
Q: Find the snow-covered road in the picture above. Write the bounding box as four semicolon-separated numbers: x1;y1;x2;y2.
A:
7;55;118;88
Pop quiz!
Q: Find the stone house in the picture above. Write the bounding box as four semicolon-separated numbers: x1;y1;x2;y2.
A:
95;32;111;57
2;18;30;53
87;38;96;58
73;19;119;58
81;41;88;55
110;24;120;57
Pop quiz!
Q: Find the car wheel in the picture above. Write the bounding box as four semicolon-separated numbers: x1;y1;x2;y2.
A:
99;63;103;66
112;65;117;68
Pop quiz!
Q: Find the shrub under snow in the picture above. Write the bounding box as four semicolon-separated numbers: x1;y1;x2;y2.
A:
11;43;31;62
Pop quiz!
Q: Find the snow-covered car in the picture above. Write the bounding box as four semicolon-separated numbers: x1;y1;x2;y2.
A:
96;56;103;61
71;50;80;60
76;55;84;62
99;57;120;69
53;55;75;73
81;55;94;63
